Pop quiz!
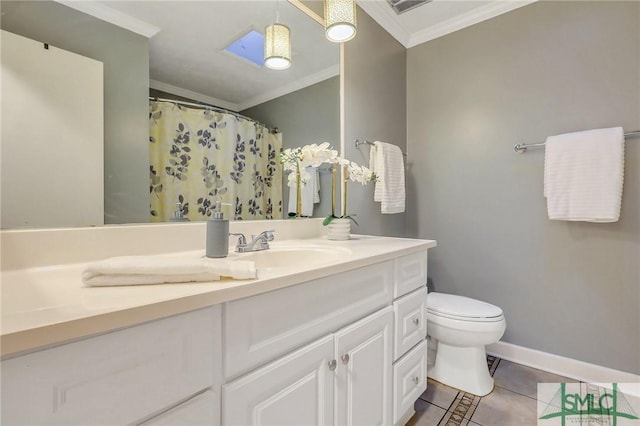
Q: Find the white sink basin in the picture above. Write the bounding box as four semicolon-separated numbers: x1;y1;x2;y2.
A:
236;245;351;270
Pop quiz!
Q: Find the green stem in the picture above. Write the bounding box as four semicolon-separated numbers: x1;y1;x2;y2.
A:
342;164;348;217
296;163;302;217
331;165;336;217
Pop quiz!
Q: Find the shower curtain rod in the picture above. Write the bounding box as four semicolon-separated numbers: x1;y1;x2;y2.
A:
149;97;279;134
513;130;639;153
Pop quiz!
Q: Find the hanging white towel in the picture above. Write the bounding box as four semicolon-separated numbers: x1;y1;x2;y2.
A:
369;141;405;214
543;127;625;222
288;166;320;216
82;255;256;286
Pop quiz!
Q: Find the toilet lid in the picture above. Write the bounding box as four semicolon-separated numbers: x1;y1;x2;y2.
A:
427;293;503;320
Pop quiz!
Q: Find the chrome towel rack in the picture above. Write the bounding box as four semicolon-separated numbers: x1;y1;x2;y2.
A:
513;130;640;153
355;139;374;148
355;139;407;156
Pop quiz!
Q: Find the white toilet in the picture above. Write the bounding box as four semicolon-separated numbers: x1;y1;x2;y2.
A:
426;292;506;396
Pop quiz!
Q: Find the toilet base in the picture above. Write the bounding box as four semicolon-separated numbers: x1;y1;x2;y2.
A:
427;341;494;396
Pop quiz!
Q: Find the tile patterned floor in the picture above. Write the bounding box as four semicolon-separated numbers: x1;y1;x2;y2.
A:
406;355;580;426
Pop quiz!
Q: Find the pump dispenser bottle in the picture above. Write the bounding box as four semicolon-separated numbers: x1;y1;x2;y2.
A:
206;200;229;258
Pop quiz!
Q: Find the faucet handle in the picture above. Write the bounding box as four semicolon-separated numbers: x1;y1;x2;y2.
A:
229;232;246;246
263;230;275;241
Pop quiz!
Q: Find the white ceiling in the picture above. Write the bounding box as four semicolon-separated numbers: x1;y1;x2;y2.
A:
57;0;536;111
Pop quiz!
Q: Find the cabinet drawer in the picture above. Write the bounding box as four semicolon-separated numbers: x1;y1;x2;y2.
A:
394;250;428;298
393;286;427;361
224;261;394;380
393;341;428;426
140;390;219;426
1;306;220;426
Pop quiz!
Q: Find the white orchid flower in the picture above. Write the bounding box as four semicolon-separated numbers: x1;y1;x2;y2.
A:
346;163;376;185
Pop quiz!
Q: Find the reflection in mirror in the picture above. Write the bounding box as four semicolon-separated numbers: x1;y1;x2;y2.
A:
0;0;339;229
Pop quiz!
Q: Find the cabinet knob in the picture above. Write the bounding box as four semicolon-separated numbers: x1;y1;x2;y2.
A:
341;354;350;365
328;360;337;371
413;376;420;385
413;318;420;326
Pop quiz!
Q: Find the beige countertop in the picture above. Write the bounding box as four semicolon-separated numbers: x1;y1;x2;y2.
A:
1;234;436;357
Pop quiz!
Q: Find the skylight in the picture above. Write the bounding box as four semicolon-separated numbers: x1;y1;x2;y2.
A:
225;30;265;67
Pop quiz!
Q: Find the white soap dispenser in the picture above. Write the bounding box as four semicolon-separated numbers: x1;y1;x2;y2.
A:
206;200;229;258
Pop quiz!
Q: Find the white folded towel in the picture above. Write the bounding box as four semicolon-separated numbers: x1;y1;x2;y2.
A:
82;255;256;286
543;127;625;222
288;166;320;217
369;141;405;214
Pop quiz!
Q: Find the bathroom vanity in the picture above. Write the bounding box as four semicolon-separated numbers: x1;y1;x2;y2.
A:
0;220;436;425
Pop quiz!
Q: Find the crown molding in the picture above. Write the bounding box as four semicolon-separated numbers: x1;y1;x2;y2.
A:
53;0;160;38
357;0;411;47
357;0;537;49
407;0;537;48
237;64;340;111
149;80;239;112
151;65;339;113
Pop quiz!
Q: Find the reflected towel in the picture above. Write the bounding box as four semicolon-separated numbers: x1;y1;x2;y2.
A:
288;166;320;217
543;127;625;222
82;255;256;286
369;141;405;214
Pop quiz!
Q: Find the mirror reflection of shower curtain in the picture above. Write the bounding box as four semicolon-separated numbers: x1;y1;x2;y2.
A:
149;101;283;221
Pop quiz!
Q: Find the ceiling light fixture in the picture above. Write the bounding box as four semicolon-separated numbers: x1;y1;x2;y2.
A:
324;0;357;43
264;1;291;70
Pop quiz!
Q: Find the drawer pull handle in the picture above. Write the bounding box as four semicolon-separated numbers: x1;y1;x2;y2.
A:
413;318;420;326
328;360;337;371
413;376;420;385
341;354;350;365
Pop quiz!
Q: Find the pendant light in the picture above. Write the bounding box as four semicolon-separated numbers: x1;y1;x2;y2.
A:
264;1;291;70
324;0;357;43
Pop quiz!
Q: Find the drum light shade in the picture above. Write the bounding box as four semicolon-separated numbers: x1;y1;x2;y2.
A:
264;23;291;70
324;0;357;43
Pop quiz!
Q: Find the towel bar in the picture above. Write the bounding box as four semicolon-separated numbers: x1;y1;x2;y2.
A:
355;139;407;156
513;130;640;153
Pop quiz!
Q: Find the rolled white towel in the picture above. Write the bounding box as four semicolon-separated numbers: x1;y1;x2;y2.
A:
82;255;256;287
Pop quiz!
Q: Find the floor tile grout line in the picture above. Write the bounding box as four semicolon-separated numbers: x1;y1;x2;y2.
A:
493;383;540;401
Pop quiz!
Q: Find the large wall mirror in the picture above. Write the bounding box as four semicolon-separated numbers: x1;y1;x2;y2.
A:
0;0;340;229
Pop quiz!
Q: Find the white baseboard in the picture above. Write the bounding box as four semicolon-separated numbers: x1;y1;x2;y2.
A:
487;341;640;384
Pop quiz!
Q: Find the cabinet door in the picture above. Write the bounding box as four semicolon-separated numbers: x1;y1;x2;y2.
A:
140;390;219;426
335;306;393;426
1;307;219;426
223;335;334;426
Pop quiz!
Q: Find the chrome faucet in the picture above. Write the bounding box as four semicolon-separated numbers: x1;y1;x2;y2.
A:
230;230;275;253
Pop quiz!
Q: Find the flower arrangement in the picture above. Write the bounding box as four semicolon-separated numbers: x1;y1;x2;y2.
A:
280;142;375;223
280;142;338;187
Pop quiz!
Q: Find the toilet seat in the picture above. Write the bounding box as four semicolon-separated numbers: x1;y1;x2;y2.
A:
427;293;503;322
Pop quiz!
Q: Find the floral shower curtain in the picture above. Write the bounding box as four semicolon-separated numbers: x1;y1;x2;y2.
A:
149;101;282;221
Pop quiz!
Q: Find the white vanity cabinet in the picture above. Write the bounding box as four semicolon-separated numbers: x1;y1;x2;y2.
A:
0;244;432;426
222;260;395;426
0;306;222;426
222;250;428;426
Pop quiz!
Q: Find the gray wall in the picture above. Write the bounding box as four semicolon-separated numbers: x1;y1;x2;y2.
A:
1;1;150;225
343;6;408;237
243;77;340;219
407;1;640;373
